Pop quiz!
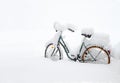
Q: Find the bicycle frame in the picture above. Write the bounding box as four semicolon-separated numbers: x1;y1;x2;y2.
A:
58;36;73;60
58;35;88;61
78;37;88;58
58;35;96;61
77;37;97;61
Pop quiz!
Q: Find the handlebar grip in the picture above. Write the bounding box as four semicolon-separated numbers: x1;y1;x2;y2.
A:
68;28;75;32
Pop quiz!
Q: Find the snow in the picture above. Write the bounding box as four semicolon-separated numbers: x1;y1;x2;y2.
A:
54;22;65;32
0;0;120;83
85;32;110;49
81;28;94;36
0;41;120;83
54;22;76;32
1;30;120;83
45;31;62;47
112;43;120;60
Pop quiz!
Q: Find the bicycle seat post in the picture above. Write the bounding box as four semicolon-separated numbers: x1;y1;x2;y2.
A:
82;37;86;43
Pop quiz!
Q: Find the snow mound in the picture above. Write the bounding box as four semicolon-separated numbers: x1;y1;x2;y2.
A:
91;33;110;46
50;55;60;61
85;33;110;48
81;28;110;48
112;42;120;59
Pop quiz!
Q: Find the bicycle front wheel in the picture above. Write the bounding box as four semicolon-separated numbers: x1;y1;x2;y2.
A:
45;43;62;60
82;46;110;64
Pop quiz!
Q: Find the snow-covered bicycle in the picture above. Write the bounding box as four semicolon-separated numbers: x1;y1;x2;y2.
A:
44;23;110;64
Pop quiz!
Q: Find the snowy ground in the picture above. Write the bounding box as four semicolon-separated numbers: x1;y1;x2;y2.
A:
0;31;120;83
1;56;120;83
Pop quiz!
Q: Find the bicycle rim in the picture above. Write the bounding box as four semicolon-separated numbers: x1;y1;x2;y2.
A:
82;46;110;64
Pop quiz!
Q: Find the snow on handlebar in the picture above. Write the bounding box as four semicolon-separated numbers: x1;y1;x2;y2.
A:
66;24;75;32
54;22;76;32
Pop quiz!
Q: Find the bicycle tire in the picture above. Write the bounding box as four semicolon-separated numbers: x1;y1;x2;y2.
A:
81;46;110;64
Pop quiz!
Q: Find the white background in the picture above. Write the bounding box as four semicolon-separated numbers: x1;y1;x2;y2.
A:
0;0;120;45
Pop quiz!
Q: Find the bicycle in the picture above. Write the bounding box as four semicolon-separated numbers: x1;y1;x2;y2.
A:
44;23;110;64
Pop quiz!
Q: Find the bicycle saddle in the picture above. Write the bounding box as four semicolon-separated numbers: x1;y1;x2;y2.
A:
81;33;92;38
81;28;94;38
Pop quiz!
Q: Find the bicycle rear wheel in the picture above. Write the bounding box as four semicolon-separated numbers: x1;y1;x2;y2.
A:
45;43;62;60
82;46;110;64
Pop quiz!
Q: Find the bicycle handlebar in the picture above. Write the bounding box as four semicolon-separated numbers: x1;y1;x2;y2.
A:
68;28;75;32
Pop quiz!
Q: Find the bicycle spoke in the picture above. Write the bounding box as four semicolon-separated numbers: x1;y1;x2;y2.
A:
53;48;59;56
95;49;102;59
87;50;96;61
50;48;55;56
